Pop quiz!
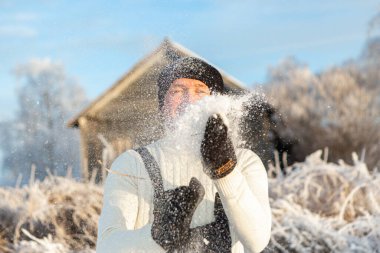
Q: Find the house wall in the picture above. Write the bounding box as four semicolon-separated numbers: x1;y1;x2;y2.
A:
79;64;165;182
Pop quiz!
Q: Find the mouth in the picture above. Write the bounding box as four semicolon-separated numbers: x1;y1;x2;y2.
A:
175;103;189;117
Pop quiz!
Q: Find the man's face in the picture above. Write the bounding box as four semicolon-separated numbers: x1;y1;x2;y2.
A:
162;78;211;119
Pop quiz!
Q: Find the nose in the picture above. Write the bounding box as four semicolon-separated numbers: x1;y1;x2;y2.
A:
181;91;197;105
187;90;204;104
177;92;197;114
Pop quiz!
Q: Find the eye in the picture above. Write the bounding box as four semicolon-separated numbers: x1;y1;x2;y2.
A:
171;89;181;93
196;89;209;95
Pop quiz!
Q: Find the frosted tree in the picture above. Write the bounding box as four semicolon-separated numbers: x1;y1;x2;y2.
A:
265;56;380;169
264;10;380;170
265;57;321;163
0;59;87;184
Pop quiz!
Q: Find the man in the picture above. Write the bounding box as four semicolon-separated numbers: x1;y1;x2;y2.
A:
96;57;271;253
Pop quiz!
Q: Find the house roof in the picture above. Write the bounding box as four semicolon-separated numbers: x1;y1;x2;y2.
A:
68;38;246;128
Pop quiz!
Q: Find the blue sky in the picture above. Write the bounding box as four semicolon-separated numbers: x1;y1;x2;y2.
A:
1;0;379;121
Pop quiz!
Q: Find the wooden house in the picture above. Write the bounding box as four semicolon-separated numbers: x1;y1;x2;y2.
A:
68;39;246;181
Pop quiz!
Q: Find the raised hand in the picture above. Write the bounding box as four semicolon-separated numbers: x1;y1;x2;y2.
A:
201;114;237;179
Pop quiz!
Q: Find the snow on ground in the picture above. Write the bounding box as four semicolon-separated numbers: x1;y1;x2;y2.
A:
0;149;379;253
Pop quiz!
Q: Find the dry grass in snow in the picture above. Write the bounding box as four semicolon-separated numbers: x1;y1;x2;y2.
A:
265;150;380;252
0;175;102;253
0;150;379;252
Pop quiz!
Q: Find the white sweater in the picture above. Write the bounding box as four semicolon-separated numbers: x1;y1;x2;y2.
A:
96;138;271;253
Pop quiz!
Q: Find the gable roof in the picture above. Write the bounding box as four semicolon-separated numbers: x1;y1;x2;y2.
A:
68;38;246;128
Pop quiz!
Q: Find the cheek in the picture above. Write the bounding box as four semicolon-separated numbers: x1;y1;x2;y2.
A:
163;94;181;113
192;92;210;102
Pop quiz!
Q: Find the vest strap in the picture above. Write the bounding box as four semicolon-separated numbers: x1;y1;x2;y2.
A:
135;147;164;200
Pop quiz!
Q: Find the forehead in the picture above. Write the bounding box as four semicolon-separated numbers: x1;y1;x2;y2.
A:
171;78;209;89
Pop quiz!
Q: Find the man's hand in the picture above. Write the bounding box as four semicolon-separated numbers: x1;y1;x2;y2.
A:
201;114;237;179
151;177;205;251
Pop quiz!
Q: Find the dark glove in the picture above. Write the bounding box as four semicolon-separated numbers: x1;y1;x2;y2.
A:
184;193;231;253
151;177;205;251
201;114;237;179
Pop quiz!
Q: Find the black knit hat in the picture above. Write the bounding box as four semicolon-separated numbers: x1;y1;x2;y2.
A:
157;57;224;109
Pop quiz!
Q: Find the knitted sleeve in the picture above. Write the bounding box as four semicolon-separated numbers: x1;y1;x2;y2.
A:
96;151;164;253
214;149;271;253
